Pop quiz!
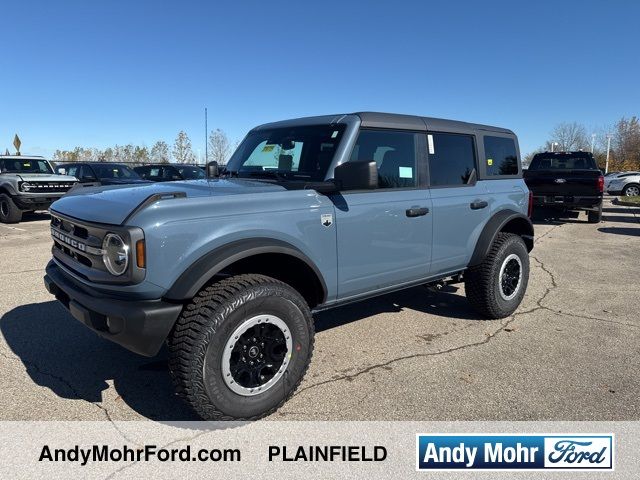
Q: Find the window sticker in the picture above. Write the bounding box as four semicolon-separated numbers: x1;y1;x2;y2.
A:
487;158;493;166
427;135;435;154
331;130;339;138
262;145;275;152
399;166;413;179
24;163;31;167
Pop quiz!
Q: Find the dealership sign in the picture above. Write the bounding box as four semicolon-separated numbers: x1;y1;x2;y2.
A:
416;434;614;471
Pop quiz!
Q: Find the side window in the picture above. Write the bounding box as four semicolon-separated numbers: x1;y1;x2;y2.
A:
66;165;78;177
428;133;476;186
136;166;150;178
484;136;519;176
350;130;418;189
80;165;96;180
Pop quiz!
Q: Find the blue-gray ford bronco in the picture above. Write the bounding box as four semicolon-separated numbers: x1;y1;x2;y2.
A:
44;112;534;420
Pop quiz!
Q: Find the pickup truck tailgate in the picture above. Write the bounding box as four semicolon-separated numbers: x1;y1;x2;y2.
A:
524;170;601;196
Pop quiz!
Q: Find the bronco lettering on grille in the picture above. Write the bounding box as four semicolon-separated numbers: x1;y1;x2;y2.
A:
51;228;86;252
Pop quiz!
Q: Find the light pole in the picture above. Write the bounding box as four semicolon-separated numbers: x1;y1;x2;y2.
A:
605;134;612;174
551;142;559;152
204;107;208;167
591;134;596;153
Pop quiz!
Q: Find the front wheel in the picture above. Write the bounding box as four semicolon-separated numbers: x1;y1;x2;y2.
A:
465;233;530;319
168;274;314;420
0;194;23;223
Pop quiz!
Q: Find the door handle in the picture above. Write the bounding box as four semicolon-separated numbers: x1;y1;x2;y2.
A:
470;200;488;210
406;207;429;217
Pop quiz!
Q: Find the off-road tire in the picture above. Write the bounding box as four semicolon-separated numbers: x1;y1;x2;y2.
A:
0;194;22;224
168;274;314;420
465;233;529;319
587;203;603;223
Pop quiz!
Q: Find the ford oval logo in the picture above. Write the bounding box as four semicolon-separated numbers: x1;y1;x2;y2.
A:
554;178;567;184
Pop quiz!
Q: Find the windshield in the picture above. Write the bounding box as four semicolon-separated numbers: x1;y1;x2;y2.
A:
226;124;346;181
529;154;597;171
178;165;206;179
92;164;141;179
0;158;53;174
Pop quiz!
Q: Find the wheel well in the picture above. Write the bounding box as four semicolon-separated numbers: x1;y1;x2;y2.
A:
500;217;534;251
218;253;325;308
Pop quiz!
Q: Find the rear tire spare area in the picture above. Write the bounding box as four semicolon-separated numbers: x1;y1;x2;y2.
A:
168;274;314;420
465;233;530;319
0;194;23;223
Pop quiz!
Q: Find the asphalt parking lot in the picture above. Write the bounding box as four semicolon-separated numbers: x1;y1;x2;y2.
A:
0;197;638;422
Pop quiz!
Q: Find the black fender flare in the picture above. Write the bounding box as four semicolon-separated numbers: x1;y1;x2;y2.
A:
468;210;534;267
164;237;328;302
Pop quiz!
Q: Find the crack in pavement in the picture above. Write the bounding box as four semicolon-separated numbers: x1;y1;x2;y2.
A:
291;230;634;401
0;349;136;443
530;256;638;330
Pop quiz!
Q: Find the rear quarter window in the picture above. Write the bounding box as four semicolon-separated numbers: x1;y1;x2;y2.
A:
484;136;519;176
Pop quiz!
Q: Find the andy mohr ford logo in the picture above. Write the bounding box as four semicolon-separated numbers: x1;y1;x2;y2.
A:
416;434;614;471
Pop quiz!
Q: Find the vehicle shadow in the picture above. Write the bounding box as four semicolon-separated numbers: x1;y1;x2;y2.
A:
315;285;484;333
0;301;199;421
18;211;50;223
602;215;640;224
597;227;640;237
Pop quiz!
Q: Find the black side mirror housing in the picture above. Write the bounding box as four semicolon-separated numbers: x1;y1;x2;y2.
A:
333;161;378;191
206;161;219;178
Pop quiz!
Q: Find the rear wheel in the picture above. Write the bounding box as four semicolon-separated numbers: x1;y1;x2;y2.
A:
168;274;314;420
465;233;530;319
0;194;22;223
623;184;640;197
588;203;603;223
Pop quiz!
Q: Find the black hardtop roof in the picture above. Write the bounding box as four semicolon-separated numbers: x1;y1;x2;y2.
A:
253;112;514;135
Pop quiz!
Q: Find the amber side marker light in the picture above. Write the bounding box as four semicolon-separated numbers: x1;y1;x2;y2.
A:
136;240;146;268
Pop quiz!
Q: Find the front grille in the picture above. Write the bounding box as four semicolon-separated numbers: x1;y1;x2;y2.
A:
24;181;76;193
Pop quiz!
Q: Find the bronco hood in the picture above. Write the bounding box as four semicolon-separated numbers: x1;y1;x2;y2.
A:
50;178;286;225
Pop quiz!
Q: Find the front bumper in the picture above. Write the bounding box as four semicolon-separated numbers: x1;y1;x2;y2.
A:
13;193;66;210
44;261;183;357
532;195;602;211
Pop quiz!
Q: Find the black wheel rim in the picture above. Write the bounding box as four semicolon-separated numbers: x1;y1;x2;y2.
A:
500;257;521;298
229;323;287;388
222;315;292;395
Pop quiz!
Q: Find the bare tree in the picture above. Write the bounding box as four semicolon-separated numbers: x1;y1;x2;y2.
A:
172;131;195;164
150;141;170;164
208;128;230;165
548;122;589;151
612;116;640;171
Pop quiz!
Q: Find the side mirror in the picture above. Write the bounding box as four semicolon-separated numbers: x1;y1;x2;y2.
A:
206;161;219;178
334;161;378;191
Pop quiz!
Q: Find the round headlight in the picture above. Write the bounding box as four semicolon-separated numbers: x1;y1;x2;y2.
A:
102;233;129;276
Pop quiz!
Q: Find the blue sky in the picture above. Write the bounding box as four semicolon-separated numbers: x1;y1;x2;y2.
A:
1;0;639;159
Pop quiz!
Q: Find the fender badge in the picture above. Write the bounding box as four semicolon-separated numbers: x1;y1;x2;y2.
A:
321;213;333;227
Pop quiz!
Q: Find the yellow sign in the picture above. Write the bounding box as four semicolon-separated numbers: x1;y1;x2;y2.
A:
262;145;275;152
13;134;21;154
487;158;493;166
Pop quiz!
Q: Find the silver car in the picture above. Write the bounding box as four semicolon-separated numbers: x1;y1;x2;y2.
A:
607;171;640;196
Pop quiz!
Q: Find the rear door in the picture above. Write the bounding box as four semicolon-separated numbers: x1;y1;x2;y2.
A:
427;132;490;275
334;129;432;299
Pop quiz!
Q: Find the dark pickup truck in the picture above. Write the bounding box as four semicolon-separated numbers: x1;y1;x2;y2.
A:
524;151;604;223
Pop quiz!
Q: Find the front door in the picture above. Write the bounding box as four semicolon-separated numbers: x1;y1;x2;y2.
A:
333;129;432;299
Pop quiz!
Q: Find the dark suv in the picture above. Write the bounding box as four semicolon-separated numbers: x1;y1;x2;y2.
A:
56;162;151;186
134;164;206;182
